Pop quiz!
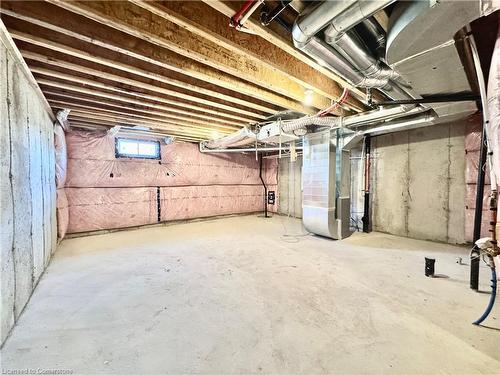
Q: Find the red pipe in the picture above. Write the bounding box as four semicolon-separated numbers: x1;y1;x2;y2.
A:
230;0;256;27
318;88;349;116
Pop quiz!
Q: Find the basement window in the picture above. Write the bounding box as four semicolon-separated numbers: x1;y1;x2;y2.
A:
115;138;161;159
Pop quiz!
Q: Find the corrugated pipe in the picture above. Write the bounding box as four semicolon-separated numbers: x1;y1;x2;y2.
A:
199;144;303;153
202;105;426;150
280;104;424;133
202;127;256;149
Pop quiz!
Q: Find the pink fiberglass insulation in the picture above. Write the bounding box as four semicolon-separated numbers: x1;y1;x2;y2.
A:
54;124;68;239
66;187;158;233
487;21;500;192
54;124;67;189
464;114;492;241
65;131;277;188
487;21;500;269
160;185;274;221
64;130;278;233
56;188;69;239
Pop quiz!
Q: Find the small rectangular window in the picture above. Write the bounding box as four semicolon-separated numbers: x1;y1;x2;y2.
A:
115;138;160;159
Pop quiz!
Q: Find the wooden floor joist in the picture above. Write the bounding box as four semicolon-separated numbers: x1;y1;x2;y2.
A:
0;0;375;140
42;0;324;114
0;7;285;115
25;59;258;125
46;98;237;134
34;75;258;127
63;110;222;138
203;0;367;107
131;0;363;114
66;117;207;142
9;29;272;119
42;90;242;130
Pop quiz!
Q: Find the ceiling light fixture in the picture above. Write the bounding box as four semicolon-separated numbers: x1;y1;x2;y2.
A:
303;89;314;106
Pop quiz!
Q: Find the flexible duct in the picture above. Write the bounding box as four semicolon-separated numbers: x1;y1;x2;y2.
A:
279;104;423;133
203;127;256;149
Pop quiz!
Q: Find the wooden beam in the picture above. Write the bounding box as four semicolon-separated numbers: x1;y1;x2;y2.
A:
1;2;287;115
22;51;256;124
131;0;363;113
44;0;322;113
8;30;269;120
42;90;240;131
67;119;206;142
63;110;219;138
33;73;255;129
203;0;367;104
46;97;236;134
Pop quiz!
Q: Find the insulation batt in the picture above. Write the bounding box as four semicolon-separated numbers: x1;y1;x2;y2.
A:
54;124;68;238
64;131;277;233
464;115;492;241
487;19;500;269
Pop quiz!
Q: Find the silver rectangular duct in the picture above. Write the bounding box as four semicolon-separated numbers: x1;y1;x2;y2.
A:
302;130;351;239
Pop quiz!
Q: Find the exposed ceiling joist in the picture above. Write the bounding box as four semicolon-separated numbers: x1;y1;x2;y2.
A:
44;0;326;114
34;75;257;126
66;117;207;142
9;29;269;120
131;0;364;113
63;110;223;138
1;0;372;140
46;97;237;133
42;90;241;130
22;51;256;124
202;0;368;103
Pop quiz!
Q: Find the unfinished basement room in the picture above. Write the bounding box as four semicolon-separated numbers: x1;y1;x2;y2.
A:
1;0;500;373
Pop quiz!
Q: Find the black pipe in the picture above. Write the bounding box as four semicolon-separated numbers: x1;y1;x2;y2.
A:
260;1;292;26
362;135;371;233
470;125;487;290
377;93;479;106
259;154;269;218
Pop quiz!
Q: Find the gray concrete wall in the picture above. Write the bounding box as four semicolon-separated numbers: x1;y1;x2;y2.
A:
278;156;302;218
1;27;57;346
372;120;466;244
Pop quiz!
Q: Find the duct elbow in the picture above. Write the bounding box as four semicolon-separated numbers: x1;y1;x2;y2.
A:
324;23;341;45
292;22;310;49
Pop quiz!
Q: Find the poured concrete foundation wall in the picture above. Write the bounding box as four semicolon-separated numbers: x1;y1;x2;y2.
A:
372;119;467;244
1;27;57;345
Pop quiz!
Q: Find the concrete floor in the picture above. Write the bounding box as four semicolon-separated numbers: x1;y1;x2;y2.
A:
1;215;499;374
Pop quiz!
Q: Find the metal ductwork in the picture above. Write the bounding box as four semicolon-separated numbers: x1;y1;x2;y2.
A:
323;0;395;43
265;104;424;135
292;0;411;101
302;129;351;239
385;0;498;118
